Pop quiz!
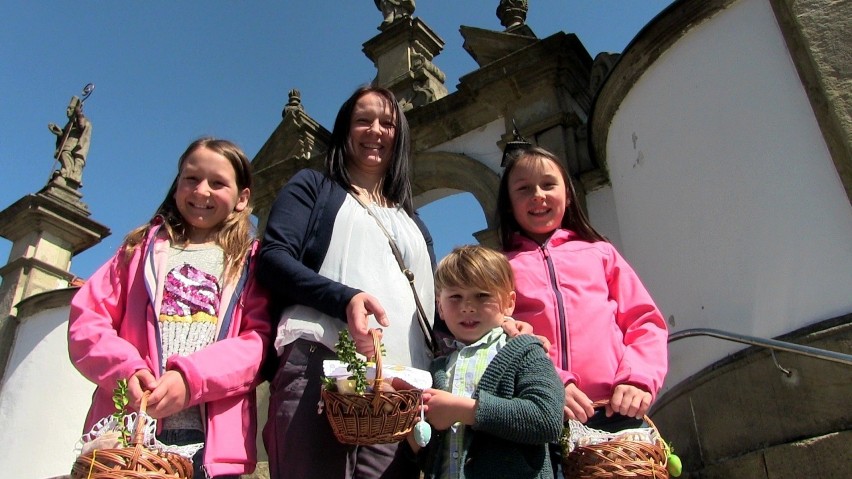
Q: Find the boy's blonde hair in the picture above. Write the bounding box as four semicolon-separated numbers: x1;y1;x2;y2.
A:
435;245;515;299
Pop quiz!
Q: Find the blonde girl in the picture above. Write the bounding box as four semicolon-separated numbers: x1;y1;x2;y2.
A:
68;138;271;478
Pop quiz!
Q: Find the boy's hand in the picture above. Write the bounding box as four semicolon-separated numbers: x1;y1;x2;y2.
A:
145;370;190;419
607;384;652;419
423;388;476;430
564;383;595;422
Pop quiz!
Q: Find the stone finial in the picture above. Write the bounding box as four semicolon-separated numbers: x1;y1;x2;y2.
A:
283;89;304;118
501;119;532;167
497;0;528;30
374;0;415;30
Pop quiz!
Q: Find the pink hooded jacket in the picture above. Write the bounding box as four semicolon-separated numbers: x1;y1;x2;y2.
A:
68;220;271;477
506;229;668;402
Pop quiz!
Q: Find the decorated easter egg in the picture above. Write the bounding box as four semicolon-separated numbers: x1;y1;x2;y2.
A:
414;420;431;447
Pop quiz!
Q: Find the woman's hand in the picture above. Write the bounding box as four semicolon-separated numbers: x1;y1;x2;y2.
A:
346;292;390;357
607;384;652;419
564;383;595;423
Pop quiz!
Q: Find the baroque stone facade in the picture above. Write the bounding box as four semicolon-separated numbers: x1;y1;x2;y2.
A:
249;1;852;477
252;11;608;248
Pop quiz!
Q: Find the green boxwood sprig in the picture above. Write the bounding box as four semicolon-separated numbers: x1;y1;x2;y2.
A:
111;378;131;446
335;330;368;395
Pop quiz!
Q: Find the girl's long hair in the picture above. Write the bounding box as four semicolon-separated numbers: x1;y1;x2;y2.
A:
325;85;415;215
122;138;255;283
496;145;606;250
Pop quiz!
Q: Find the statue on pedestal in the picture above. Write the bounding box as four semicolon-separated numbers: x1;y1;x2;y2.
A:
374;0;415;29
49;84;94;189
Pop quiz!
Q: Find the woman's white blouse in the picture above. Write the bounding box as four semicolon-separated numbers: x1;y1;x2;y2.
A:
274;195;435;369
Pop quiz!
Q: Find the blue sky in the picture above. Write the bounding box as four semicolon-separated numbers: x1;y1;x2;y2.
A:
0;1;673;280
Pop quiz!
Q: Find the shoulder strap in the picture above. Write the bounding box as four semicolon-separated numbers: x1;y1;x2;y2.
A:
350;193;439;357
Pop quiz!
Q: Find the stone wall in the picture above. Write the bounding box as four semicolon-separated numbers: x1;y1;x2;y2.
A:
770;0;852;205
652;316;852;478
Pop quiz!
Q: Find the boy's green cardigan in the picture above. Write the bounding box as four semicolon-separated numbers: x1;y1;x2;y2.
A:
411;334;565;479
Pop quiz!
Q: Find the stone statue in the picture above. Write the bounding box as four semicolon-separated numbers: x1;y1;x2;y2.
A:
497;0;528;30
49;94;91;189
374;0;415;28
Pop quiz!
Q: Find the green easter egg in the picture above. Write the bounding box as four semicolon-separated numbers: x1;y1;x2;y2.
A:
667;453;682;477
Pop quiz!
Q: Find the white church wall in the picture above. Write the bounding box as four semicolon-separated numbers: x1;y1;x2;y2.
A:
585;184;624;251
602;0;852;392
427;118;506;175
0;301;93;478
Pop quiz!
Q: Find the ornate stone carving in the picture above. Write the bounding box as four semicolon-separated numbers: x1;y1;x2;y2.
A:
282;88;304;118
374;0;415;29
497;0;528;30
412;50;446;83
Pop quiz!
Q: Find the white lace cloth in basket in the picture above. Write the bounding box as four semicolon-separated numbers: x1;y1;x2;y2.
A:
76;412;203;459
565;420;660;453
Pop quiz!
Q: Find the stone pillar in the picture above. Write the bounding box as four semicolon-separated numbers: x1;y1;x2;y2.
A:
473;227;500;250
0;182;109;383
362;17;448;111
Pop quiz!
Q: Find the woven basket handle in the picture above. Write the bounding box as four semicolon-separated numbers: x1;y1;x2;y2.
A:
131;390;152;446
590;398;661;437
369;329;385;413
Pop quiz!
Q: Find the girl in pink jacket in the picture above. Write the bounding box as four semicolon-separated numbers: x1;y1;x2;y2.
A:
496;145;668;432
68;138;271;478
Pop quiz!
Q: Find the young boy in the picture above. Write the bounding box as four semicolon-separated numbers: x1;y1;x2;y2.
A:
407;245;564;479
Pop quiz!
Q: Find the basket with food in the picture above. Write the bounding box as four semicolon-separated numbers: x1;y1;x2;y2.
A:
560;400;682;479
70;380;200;479
319;329;431;445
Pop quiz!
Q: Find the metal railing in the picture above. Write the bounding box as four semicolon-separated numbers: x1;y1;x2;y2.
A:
668;327;852;367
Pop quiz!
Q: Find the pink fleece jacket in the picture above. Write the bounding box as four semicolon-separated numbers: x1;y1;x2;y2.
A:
506;229;668;402
68;221;271;477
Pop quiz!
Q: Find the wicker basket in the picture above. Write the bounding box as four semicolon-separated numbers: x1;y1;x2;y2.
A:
562;400;669;479
320;329;422;445
70;392;194;479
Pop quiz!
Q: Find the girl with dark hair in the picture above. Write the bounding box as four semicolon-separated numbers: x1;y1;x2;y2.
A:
496;145;668;426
